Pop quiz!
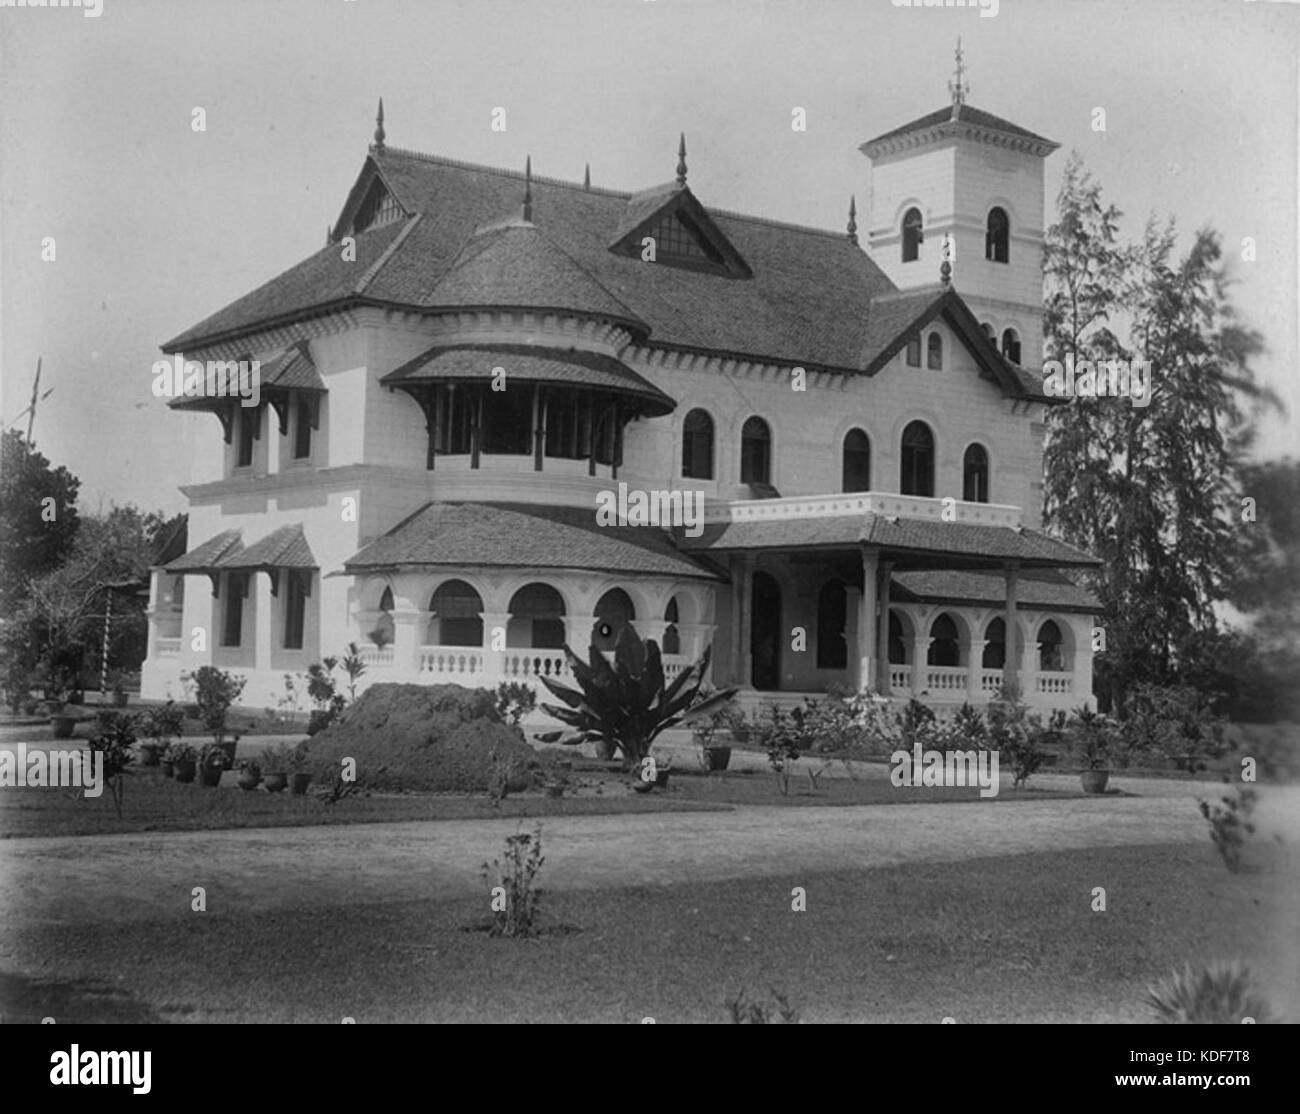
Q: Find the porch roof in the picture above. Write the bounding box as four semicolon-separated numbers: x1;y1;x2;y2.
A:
165;524;317;573
891;569;1100;612
676;513;1100;570
343;501;724;580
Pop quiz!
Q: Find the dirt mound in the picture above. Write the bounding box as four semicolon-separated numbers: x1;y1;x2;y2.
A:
302;683;539;793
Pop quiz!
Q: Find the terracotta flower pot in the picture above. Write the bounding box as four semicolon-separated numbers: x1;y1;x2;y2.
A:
138;744;162;767
263;772;288;793
50;715;77;740
174;760;196;783
237;771;262;791
1080;769;1110;794
199;763;224;788
290;772;312;795
160;760;175;779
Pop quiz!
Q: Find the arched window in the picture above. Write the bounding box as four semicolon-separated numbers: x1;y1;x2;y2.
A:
428;579;484;647
926;332;943;370
888;611;907;664
986;207;1010;263
816;581;848;670
982;617;1006;669
662;597;681;655
1039;620;1065;672
842;428;871;492
681;408;714;480
905;337;921;367
1001;328;1021;365
927;613;960;667
900;420;935;497
593;588;636;652
371;587;395;647
981;322;996;342
902;207;923;262
963;443;989;504
508;583;566;650
740;416;771;485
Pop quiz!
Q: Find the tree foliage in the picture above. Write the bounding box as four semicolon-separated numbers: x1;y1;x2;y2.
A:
0;430;81;618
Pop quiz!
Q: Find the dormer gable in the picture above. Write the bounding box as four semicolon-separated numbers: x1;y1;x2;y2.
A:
609;184;752;279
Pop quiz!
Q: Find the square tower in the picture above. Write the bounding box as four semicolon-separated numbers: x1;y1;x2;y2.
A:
860;90;1059;372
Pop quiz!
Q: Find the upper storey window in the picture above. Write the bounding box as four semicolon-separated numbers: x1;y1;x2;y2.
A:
740;416;772;485
682;408;714;480
648;211;725;267
963;443;990;504
986;207;1010;264
235;405;260;469
926;332;943;371
900;420;935;497
901;208;923;263
1001;328;1022;365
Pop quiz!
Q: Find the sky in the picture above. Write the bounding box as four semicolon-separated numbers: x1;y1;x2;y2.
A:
1;0;1296;515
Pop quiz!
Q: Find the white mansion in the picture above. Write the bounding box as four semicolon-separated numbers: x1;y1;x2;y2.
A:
142;81;1100;714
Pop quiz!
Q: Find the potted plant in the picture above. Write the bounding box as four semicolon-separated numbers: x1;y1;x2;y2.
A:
694;703;741;771
166;741;197;782
288;743;313;795
198;742;232;787
192;665;246;763
236;758;263;791
259;742;293;792
139;701;185;767
1069;706;1120;793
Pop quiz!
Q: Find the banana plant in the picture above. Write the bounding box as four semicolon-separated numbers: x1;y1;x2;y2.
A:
535;625;738;768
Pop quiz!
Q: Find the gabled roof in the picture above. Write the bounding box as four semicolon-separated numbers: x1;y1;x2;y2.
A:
344;502;722;581
382;344;676;417
608;183;752;278
165;529;243;572
861;102;1059;159
164;524;317;573
861;284;1051;401
261;342;325;393
165;146;895;372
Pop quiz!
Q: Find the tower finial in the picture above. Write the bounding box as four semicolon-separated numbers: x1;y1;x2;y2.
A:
847;195;858;246
940;235;953;286
523;155;533;222
675;133;687;189
584;162;591;191
948;37;969;119
371;97;386;152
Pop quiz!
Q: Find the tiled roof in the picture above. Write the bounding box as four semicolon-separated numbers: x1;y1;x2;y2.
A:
224;524;316;570
344;502;722;580
861;103;1058;152
382;344;676;417
261;344;325;393
164;149;895;374
166;529;243;572
678;513;1100;569
891;569;1100;612
165;524;316;572
424;222;647;329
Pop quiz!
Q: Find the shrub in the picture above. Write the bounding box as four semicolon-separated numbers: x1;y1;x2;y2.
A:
896;697;936;748
481;826;545;938
302;683;536;793
259;741;304;774
1067;706;1124;770
494;681;537;726
1198;779;1257;873
987;690;1044;788
1122;682;1228;771
725;988;799;1024
141;700;185;749
1145;961;1274;1024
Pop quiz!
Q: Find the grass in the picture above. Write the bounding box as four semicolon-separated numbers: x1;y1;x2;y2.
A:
0;762;1089;839
2;840;1291;1023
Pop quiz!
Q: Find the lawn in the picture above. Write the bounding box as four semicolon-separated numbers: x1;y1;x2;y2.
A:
0;761;1091;839
2;839;1292;1023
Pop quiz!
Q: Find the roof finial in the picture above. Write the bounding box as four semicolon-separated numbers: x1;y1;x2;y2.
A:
940;235;953;286
523;155;533;222
584;162;591;191
675;133;687;189
847;195;858;246
371;97;386;152
948;37;969;119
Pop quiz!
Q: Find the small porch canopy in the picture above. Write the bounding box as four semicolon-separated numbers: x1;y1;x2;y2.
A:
165;524;317;595
678;498;1100;695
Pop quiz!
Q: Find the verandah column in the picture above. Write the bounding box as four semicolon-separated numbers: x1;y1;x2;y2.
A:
735;556;755;687
254;571;274;676
479;611;513;683
876;560;893;696
858;546;879;692
1004;563;1020;696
